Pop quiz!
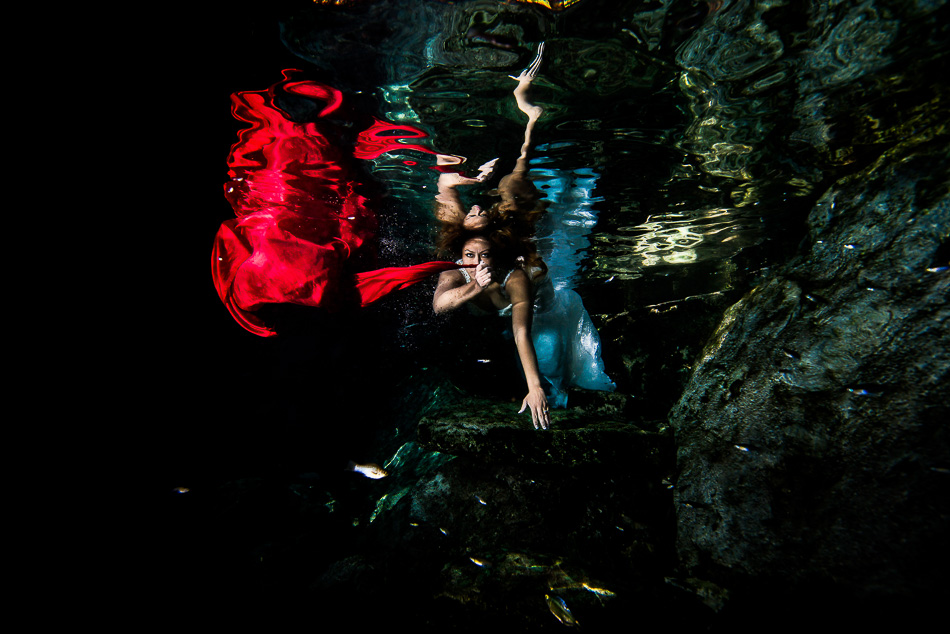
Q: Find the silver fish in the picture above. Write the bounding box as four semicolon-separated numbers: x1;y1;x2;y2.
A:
346;461;389;479
582;582;616;597
545;595;578;626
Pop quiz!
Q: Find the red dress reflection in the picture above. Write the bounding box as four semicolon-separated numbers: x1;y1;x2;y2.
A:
212;70;461;337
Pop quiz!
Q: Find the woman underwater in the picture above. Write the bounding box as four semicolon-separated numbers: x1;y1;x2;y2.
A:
433;229;551;428
431;44;614;429
212;48;613;435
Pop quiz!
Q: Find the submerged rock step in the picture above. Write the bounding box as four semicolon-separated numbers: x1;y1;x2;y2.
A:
417;394;669;468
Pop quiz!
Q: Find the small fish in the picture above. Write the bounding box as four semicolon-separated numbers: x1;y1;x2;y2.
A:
847;386;881;397
346;461;389;479
546;595;579;626
582;582;616;598
173;487;190;494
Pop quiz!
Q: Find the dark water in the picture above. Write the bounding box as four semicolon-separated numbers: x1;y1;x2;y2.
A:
146;0;948;626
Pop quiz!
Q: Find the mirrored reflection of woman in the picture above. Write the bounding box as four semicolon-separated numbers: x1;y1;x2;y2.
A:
434;43;549;237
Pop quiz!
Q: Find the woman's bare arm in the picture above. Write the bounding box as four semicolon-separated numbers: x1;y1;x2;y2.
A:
432;263;492;314
435;175;467;223
506;270;549;429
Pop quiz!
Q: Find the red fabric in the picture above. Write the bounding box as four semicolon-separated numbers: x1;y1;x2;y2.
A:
353;118;436;160
355;261;473;307
211;71;462;337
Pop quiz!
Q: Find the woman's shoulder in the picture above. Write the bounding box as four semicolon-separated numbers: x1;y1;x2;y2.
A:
505;267;529;284
506;264;544;284
503;268;530;297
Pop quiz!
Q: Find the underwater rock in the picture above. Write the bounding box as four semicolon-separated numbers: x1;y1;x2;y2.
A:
310;387;693;627
590;287;746;423
417;394;669;468
670;122;950;600
660;0;950;609
341;441;684;627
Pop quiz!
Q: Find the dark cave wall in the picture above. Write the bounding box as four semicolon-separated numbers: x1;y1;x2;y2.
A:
669;127;949;596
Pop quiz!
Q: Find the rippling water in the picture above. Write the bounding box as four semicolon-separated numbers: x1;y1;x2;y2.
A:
274;0;948;317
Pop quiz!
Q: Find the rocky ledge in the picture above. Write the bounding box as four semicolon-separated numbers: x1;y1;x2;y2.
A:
417;393;670;469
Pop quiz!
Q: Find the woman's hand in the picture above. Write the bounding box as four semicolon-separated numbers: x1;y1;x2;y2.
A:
437;158;498;188
474;158;498;181
519;386;550;430
474;261;493;289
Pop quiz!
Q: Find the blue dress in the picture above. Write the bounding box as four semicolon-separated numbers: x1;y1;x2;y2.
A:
458;264;615;408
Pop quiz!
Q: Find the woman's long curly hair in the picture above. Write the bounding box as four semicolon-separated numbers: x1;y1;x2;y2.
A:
437;212;547;277
435;172;548;275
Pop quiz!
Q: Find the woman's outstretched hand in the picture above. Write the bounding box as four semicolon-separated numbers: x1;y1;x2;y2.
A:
475;158;498;181
519;386;550;430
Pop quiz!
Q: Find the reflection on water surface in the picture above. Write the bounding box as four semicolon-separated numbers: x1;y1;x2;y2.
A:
291;0;843;308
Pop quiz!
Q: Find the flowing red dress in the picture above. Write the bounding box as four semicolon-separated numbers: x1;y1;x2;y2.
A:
211;71;463;337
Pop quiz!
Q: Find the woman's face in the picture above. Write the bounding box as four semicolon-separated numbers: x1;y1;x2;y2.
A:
463;205;489;229
461;237;493;268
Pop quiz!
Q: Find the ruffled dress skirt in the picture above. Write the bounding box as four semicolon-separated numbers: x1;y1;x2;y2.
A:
529;274;615;407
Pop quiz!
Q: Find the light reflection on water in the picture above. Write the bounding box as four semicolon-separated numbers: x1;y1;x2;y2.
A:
531;157;603;290
355;47;798;306
363;104;753;303
594;206;750;277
